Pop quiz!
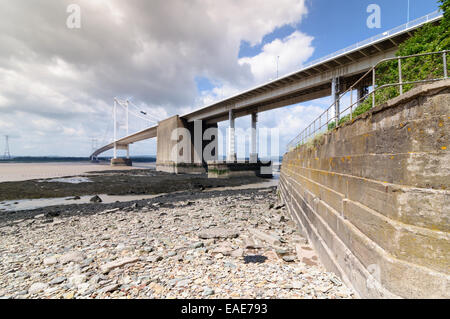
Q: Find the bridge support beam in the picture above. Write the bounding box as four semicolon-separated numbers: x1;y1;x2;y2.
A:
250;112;258;163
227;109;237;162
156;115;218;174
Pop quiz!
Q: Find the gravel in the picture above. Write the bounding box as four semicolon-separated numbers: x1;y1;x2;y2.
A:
0;186;355;299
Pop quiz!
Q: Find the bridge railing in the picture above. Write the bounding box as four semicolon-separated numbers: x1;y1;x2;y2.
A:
301;10;442;70
286;49;449;151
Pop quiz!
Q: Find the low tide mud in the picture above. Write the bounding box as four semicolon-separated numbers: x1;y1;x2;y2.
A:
0;169;269;202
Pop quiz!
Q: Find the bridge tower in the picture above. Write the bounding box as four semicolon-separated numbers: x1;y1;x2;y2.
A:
111;98;132;166
90;138;99;162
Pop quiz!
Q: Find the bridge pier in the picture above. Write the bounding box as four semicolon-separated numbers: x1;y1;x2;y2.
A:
156;115;218;174
332;77;341;123
111;144;132;166
357;86;369;106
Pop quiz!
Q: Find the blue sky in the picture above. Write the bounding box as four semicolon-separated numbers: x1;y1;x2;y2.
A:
198;0;439;93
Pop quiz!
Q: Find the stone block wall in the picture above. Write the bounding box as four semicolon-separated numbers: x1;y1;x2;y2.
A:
279;80;450;298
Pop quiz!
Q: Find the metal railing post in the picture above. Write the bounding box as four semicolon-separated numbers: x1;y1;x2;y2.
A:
350;90;353;121
372;68;376;108
444;52;448;79
398;58;403;95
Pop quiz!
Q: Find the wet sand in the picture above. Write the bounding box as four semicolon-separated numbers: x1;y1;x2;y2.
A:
0;162;155;182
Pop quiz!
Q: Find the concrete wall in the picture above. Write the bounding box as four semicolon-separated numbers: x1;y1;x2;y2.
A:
156;115;218;173
279;80;450;299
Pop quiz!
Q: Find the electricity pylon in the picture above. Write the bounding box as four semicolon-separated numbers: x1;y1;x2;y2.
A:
3;135;11;160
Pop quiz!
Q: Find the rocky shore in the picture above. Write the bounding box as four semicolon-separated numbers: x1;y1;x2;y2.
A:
0;186;355;299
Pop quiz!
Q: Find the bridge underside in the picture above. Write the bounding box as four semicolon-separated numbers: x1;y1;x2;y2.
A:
155;116;218;174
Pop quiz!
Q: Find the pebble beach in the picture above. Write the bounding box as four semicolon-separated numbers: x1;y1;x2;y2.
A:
0;181;355;299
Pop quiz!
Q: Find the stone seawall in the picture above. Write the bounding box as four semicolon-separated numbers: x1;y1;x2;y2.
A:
279;80;450;298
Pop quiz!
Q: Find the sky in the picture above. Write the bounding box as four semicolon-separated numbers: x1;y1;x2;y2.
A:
0;0;441;158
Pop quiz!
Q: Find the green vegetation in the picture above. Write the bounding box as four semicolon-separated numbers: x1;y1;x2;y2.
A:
209;168;229;176
327;0;449;131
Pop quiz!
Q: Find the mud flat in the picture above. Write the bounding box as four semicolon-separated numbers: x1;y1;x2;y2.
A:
0;162;153;183
0;168;270;202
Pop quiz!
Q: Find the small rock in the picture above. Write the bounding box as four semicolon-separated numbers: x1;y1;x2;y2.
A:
198;228;239;239
147;256;163;263
99;284;119;294
77;283;91;294
28;282;48;295
230;248;244;258
202;287;215;296
282;255;296;263
43;256;58;266
64;291;75;299
292;281;304;289
100;257;139;274
49;276;66;285
69;274;87;286
59;251;85;264
90;195;102;203
176;279;191;288
191;242;204;249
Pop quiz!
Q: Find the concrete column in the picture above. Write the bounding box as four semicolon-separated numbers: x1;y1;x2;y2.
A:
357;86;369;107
113;143;117;159
227;109;236;162
126;145;130;159
250;113;258;163
193;120;203;165
332;77;340;124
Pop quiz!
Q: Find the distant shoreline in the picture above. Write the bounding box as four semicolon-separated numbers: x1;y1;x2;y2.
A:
0;156;157;164
0;162;156;183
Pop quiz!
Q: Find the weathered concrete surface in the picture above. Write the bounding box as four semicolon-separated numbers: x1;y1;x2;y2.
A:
207;161;273;179
110;158;132;167
156;116;218;174
279;80;450;299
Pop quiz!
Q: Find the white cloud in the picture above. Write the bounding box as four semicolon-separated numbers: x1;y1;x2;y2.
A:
0;0;313;156
239;31;315;83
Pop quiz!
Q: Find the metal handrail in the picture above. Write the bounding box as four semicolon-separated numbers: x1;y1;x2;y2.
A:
286;50;449;151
